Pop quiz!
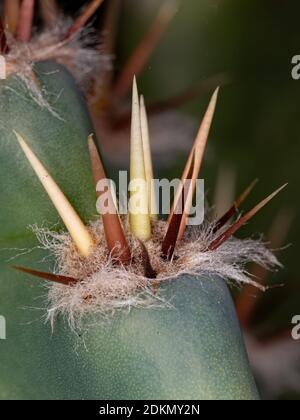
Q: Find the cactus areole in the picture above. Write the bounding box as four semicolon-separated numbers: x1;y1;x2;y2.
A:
0;4;286;401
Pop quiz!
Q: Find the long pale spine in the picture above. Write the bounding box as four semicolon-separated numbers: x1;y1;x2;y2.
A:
15;132;95;258
177;87;219;239
140;95;158;221
129;78;152;241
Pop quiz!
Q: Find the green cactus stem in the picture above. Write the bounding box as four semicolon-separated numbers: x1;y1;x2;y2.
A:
0;61;97;243
0;61;275;400
0;269;259;400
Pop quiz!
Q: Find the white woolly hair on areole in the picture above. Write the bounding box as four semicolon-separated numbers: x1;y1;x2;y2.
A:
31;215;281;331
4;17;110;113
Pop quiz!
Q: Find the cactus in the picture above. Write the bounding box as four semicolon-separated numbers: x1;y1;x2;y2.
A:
0;0;286;400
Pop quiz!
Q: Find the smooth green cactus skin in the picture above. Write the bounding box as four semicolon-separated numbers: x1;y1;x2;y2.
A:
0;62;259;400
0;61;97;244
0;260;259;400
